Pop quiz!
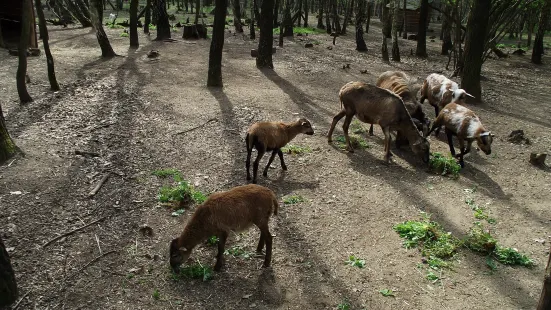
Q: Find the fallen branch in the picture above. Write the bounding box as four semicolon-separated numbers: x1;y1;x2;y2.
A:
75;150;100;157
173;118;218;136
42;217;107;248
68;250;117;279
12;290;31;310
89;173;111;197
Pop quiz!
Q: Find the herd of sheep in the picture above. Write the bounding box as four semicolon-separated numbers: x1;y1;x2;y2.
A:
169;71;495;272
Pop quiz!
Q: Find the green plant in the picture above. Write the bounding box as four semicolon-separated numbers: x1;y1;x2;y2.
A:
334;135;370;150
224;246;253;259
155;169;207;206
120;32;129;37
273;27;326;35
337;299;351;310
173;262;214;281
207;236;219;246
426;271;439;282
345;255;366;268
486;256;497;271
108;23;125;29
149;24;157;30
493;246;534;267
496;43;506;48
281;144;312;155
152;289;160;300
464;223;497;253
379;289;395;297
283;194;306;205
350;120;366;134
429;152;461;178
153;168;182;179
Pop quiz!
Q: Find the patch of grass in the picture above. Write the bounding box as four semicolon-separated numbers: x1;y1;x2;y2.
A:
108;23;125;29
207;236;219;246
281;144;312;155
224;246;254;259
429;152;461;178
149;24;157;30
334;135;370;150
153;168;182;179
337;299;351;310
496;43;506;48
152;289;160;300
120;32;129;37
273;26;326;35
345;255;366;268
486;256;497;271
173;262;214;281
379;289;395;297
465;198;496;224
350;119;366;134
283;194;306;205
155;170;208;206
426;271;440;282
493;246;534;267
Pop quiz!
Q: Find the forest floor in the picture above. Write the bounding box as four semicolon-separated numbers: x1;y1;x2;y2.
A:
1;16;551;310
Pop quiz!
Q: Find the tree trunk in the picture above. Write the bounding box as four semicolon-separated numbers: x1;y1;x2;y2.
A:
332;0;340;33
325;0;332;33
89;0;117;57
365;1;371;33
207;0;228;86
453;1;462;71
233;0;244;32
0;22;3;48
156;0;171;39
441;4;452;55
130;0;139;47
297;0;302;26
63;0;92;27
257;0;275;68
17;0;33;103
355;0;367;51
74;0;92;21
144;0;151;33
0;236;17;307
304;0;309;26
341;0;353;34
461;0;490;101
537;245;551;310
531;0;551;64
250;0;256;39
274;0;280;26
0;104;16;165
382;0;390;38
35;0;61;91
391;0;399;61
381;0;389;61
195;0;200;24
317;0;324;28
415;0;428;57
401;0;406;38
282;0;293;36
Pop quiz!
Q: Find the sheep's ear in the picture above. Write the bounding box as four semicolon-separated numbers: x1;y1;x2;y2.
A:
179;247;188;252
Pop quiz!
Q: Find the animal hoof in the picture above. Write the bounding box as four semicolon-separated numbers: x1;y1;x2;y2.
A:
459;161;465;168
282;166;288;171
327;138;332;144
262;263;271;268
262;172;268;177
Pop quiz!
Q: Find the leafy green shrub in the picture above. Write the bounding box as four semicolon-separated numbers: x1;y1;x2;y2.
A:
429;152;461;178
334;135;370;150
345;255;366;268
283;194;306;205
172;263;213;281
281;144;311;155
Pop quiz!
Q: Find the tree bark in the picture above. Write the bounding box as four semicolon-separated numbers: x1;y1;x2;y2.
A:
381;0;389;61
391;0;400;61
282;0;293;36
144;0;151;33
89;0;117;57
341;0;353;34
0;104;16;165
257;0;275;68
415;0;428;57
156;0;171;39
207;0;228;86
74;0;92;21
18;0;33;103
130;0;139;47
461;0;491;101
304;0;309;26
332;0;340;33
355;0;367;51
0;236;17;307
35;0;61;91
274;0;281;26
382;0;390;38
537;245;551;310
195;0;200;23
317;0;324;28
297;0;302;26
0;22;4;48
441;3;452;55
365;1;371;33
401;0;406;38
531;0;551;64
63;0;92;27
233;0;244;32
325;0;332;33
250;0;256;39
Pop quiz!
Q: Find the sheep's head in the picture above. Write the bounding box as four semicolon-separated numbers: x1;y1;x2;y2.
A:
411;137;431;163
476;132;494;155
452;89;475;103
169;238;192;272
296;118;314;135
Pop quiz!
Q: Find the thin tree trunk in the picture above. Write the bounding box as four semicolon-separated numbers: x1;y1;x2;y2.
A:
195;0;200;24
332;0;340;33
415;0;428;57
257;0;275;68
391;0;400;61
355;0;367;51
304;0;309;26
130;0;139;47
207;0;228;86
461;0;491;101
325;0;332;33
250;0;256;39
317;0;324;28
382;0;390;37
0;236;18;306
297;0;302;26
365;1;371;33
282;0;293;36
18;0;33;103
401;0;406;38
0;105;16;164
144;0;151;33
89;0;117;57
0;22;3;48
233;0;244;32
74;0;92;21
274;0;281;26
63;0;92;27
35;0;60;91
531;0;551;64
537;245;551;310
381;0;389;61
341;0;353;34
156;0;172;39
441;4;452;55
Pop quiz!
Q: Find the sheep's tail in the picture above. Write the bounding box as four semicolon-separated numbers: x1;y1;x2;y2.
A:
245;133;253;151
272;197;279;216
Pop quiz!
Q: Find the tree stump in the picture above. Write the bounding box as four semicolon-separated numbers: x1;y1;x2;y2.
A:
407;34;417;41
182;24;207;39
0;236;18;307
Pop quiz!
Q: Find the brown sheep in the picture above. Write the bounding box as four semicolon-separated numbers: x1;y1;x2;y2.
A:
327;81;430;163
419;73;474;117
245;118;314;183
427;103;494;168
169;184;279;272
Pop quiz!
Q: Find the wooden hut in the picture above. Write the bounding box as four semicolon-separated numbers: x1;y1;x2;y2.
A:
387;0;433;34
0;0;37;48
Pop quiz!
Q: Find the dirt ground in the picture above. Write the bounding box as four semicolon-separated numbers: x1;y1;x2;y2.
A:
1;17;551;310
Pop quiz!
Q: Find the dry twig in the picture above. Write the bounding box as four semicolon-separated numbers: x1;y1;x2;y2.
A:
12;290;31;310
89;173;111;197
42;217;107;248
173;118;218;136
68;250;117;279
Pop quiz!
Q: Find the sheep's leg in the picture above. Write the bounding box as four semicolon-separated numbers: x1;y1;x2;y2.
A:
246;147;252;181
259;225;273;268
343;114;354;152
382;126;392;162
277;149;287;170
256;231;265;255
456;138;466;168
328;110;346;143
252;149;266;184
433;105;439;118
445;128;456;156
263;150;278;177
368;124;374;136
214;231;228;272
